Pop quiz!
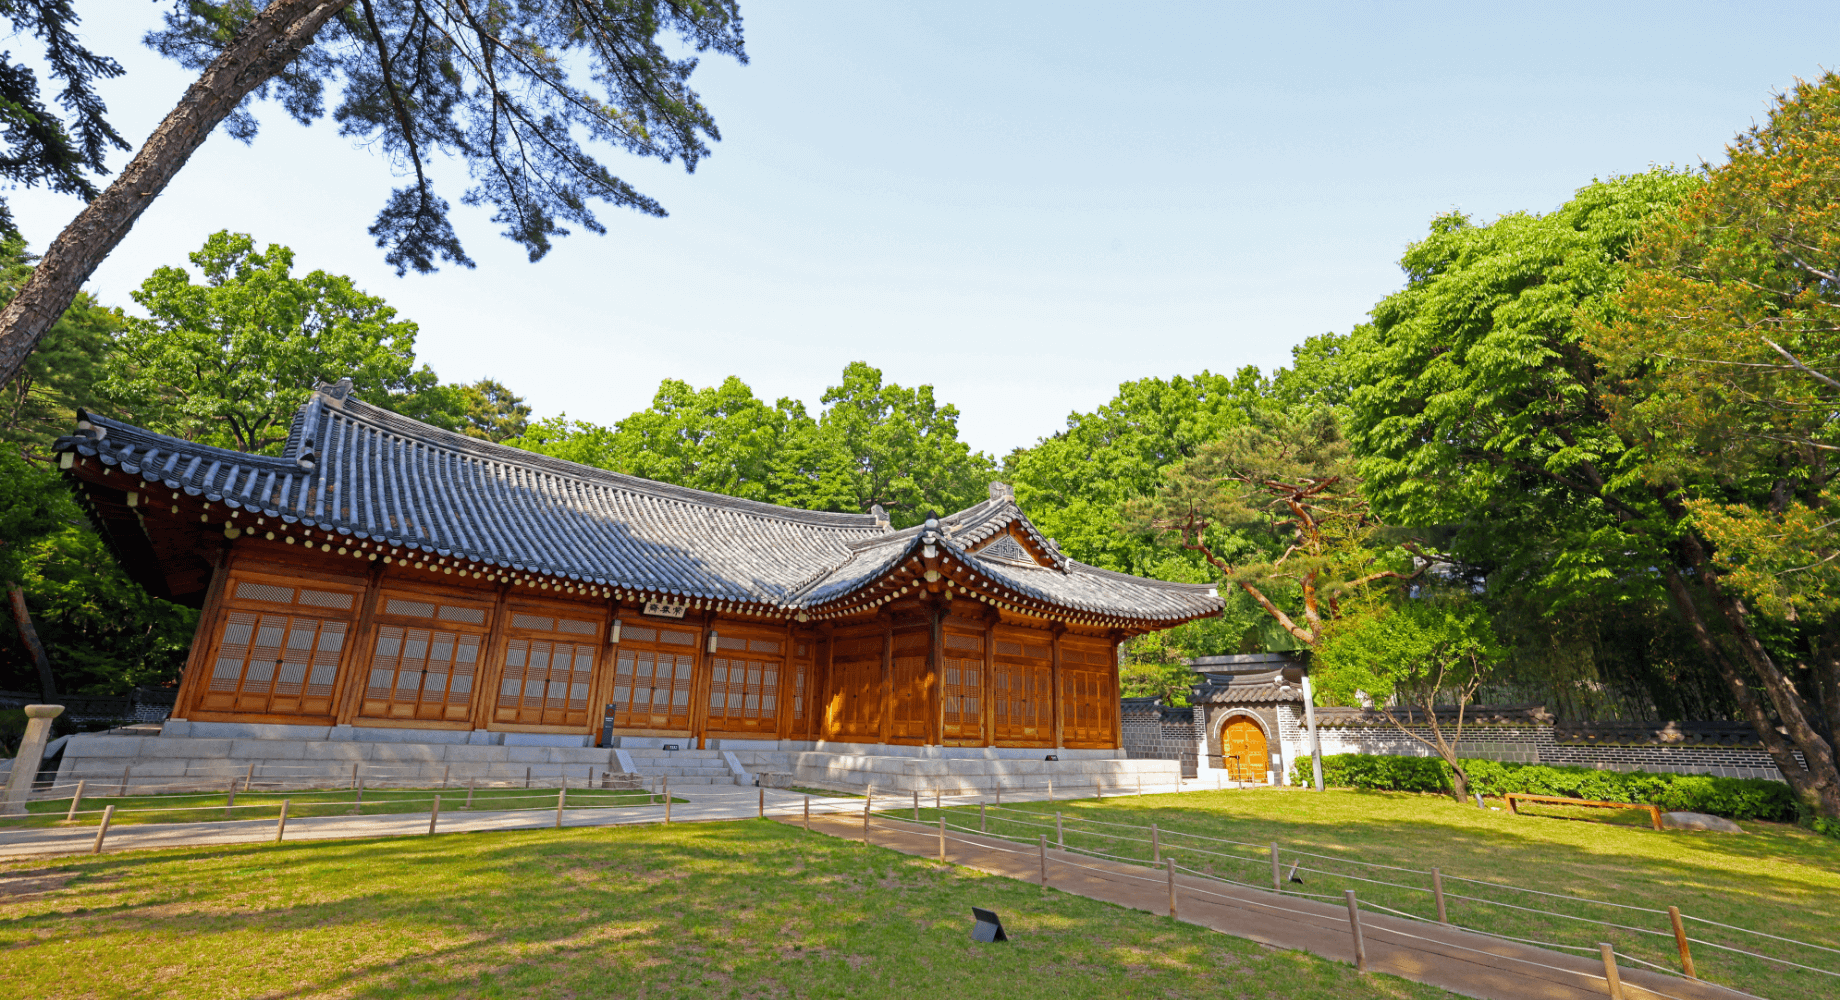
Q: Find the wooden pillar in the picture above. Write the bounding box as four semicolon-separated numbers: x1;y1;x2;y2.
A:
1110;633;1125;750
331;560;387;726
929;605;945;746
469;583;514;732
690;610;716;749
172;541;235;720
591;598;625;747
1051;623;1066;750
878;613;894;745
818;628;837;741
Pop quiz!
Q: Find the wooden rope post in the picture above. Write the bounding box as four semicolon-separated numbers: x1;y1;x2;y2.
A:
995;782;1001;806
118;765;130;797
465;778;475;810
1152;822;1160;864
758;785;765;819
226;780;237;819
91;805;114;855
442;765;450;789
430;794;442;835
1056;811;1064;849
352;777;364;816
862;793;871;841
555;786;565;828
1095;778;1102;800
1047;778;1053;802
1345;891;1367;972
664;775;672;825
937;813;946;863
1600;943;1624;999
1167;857;1177;918
1669;906;1696;978
912;789;919;821
243;763;255;793
1270;843;1281;892
65;779;84;822
934;789;940;811
275;799;289;843
350;763;357;790
525;766;531;789
1432;867;1448;924
1038;834;1047;886
803;795;811;832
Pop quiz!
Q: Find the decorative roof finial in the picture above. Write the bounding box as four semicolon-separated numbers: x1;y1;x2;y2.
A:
989;481;1015;503
869;503;890;529
320;377;355;401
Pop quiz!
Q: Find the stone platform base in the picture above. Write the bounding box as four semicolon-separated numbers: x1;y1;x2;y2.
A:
789;752;1181;796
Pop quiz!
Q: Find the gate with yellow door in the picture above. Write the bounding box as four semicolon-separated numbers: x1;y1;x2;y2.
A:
1220;717;1269;783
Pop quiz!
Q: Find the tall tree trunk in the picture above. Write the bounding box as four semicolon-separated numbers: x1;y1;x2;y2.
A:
1660;562;1840;822
6;585;56;700
0;0;352;387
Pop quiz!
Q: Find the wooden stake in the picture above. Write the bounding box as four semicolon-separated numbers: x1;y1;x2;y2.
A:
1432;867;1448;924
1047;778;1053;802
465;777;475;810
350;763;357;790
352;777;364;815
862;793;871;841
555;786;565;828
759;785;765;819
1600;943;1624;999
1345;891;1367;972
935;789;941;811
803;795;810;832
442;765;450;789
118;765;130;797
1669;906;1696;978
429;794;441;835
1095;778;1102;800
1039;834;1047;885
525;766;531;788
1167;857;1177;918
912;789;919;821
243;763;255;793
275;799;289;843
938;813;946;863
663;775;671;825
65;779;84;822
1271;843;1281;892
91;805;114;854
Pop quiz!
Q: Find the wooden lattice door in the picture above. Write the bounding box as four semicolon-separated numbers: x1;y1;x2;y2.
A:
888;629;931;742
992;632;1053;744
201;577;361;718
941;631;984;743
607;622;699;731
707;633;783;735
360;593;492;722
1059;644;1116;747
493;610;603;728
1222;718;1268;782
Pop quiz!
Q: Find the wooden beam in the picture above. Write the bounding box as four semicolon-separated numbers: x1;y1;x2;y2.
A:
1051;622;1066;751
981;613;996;748
171;540;235;720
690;611;715;749
469;583;513;733
930;603;945;747
330;560;386;727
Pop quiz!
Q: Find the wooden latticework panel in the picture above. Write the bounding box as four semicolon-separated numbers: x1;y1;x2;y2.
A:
360;594;491;722
707;633;783;734
199;577;361;718
992;631;1052;744
941;631;984;742
888;629;931;742
607;622;699;730
493;610;602;727
789;639;815;739
1059;643;1116;747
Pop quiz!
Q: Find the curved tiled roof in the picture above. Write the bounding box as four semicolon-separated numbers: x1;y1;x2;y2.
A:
53;383;1224;625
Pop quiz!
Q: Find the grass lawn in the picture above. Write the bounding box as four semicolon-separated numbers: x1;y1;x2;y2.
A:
944;787;1840;1000
0;819;1451;1000
0;787;675;830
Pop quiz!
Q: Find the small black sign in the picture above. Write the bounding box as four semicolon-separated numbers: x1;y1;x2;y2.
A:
971;907;1007;943
1043;754;1059;761
662;744;681;752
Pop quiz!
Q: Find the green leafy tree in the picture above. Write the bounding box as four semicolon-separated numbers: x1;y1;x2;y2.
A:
1588;77;1840;821
1313;600;1505;801
459;379;531;444
101;230;454;454
1344;167;1840;824
0;0;747;389
0;235;125;458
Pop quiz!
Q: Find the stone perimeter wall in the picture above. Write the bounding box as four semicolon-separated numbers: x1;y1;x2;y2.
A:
1306;723;1804;783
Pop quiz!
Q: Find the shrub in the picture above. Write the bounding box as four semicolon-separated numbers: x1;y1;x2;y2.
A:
1293;753;1798;822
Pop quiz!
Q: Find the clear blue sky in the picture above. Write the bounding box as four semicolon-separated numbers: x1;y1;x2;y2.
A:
12;2;1836;455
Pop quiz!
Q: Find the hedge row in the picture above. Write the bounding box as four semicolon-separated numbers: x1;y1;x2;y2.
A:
1290;753;1798;822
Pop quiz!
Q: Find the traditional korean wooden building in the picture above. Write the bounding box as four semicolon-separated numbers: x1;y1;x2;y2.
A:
53;380;1222;751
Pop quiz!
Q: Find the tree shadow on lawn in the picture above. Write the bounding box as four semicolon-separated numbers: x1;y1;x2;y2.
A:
0;821;1451;1000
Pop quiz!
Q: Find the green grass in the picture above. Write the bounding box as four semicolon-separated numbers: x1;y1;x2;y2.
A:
0;819;1451;1000
935;787;1840;1000
0;786;678;829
